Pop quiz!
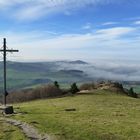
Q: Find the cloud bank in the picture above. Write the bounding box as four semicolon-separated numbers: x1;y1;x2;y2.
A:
0;24;139;63
56;60;140;81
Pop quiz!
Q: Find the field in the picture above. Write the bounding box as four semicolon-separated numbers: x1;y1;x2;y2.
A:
3;90;139;140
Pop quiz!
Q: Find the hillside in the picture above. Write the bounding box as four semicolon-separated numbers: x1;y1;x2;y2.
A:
3;90;140;140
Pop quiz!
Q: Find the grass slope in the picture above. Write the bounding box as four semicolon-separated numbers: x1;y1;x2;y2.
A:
10;90;140;140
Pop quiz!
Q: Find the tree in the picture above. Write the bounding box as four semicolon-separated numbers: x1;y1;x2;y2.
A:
128;87;137;98
54;81;59;88
70;83;79;94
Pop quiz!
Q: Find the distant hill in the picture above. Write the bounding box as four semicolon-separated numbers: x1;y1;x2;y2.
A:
0;60;92;92
0;60;140;93
68;60;88;64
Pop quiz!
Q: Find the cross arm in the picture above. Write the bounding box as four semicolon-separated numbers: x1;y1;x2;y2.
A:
0;49;19;52
6;50;19;52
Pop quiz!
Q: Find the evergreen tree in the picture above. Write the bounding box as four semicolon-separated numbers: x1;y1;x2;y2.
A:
54;81;59;88
128;87;137;98
70;83;79;94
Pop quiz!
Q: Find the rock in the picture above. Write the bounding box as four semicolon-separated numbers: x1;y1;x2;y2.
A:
65;108;76;111
4;106;14;114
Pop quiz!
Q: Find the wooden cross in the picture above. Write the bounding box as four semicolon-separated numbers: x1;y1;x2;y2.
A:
0;38;19;106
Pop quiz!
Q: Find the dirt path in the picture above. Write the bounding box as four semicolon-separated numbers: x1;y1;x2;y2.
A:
4;118;51;140
0;106;53;140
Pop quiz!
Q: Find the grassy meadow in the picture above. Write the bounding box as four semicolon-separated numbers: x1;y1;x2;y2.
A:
8;90;140;140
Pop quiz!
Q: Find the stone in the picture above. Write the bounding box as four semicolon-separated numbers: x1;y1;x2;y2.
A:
65;108;76;111
4;106;14;114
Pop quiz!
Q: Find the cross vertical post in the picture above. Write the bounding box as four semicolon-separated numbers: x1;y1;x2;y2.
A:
0;38;19;107
3;38;7;106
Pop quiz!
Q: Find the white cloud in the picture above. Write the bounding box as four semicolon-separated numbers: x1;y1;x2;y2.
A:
82;23;92;30
96;27;135;38
1;27;136;49
0;0;126;21
0;25;139;62
134;20;140;25
102;22;118;26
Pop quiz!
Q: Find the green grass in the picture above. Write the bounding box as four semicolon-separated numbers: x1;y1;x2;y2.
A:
0;119;28;140
9;90;140;140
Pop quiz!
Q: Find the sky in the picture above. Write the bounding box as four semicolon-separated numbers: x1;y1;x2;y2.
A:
0;0;140;63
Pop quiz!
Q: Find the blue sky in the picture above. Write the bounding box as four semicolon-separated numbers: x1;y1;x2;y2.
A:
0;0;140;63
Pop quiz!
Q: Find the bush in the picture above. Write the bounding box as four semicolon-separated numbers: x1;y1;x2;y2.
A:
32;84;62;98
80;83;95;90
113;82;123;89
70;83;79;94
7;84;63;103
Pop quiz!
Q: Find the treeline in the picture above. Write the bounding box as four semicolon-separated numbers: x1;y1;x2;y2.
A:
6;81;79;103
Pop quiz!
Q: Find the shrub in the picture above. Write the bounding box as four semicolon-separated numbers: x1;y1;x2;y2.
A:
79;83;95;90
7;84;63;103
113;82;123;89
